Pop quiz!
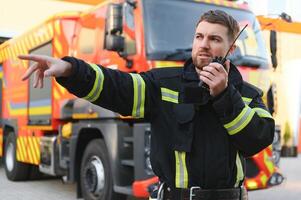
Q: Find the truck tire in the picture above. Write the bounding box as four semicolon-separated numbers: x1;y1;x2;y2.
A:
4;132;30;181
80;139;126;200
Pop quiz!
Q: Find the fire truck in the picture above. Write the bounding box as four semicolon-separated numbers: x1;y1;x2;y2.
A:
257;15;301;157
0;0;282;199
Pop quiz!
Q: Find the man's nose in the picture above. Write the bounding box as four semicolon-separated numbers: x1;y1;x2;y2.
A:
200;38;210;49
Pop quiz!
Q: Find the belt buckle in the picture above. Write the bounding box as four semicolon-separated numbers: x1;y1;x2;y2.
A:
157;182;165;200
189;186;201;200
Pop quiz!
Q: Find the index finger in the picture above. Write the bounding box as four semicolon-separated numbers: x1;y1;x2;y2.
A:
18;54;52;63
224;59;230;73
21;63;39;81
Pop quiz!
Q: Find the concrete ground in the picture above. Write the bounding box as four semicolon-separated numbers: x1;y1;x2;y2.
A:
0;156;301;200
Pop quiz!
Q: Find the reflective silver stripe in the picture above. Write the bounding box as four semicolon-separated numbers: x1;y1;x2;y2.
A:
242;97;252;105
83;63;104;102
161;88;179;103
224;105;255;135
130;73;145;118
234;153;244;187
253;108;273;118
175;151;188;188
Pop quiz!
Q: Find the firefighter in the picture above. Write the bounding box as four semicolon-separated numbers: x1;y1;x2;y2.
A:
19;10;274;200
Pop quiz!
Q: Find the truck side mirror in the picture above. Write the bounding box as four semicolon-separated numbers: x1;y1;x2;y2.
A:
105;3;124;52
270;30;278;69
105;35;124;52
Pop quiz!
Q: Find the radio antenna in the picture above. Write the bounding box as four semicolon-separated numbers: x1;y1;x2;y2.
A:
220;24;248;64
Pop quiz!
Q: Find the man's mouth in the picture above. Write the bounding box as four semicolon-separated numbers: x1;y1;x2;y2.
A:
198;53;212;59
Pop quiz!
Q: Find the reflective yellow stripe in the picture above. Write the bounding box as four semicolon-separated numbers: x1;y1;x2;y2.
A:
234;153;244;187
224;105;255;135
130;73;145;118
264;150;275;174
253;108;273;118
161;88;179;104
260;174;268;187
175;151;188;188
242;97;252;105
83;63;104;102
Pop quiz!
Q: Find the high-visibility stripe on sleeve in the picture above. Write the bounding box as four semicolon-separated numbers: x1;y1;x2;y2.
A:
242;97;252;105
234;153;244;187
83;63;104;102
253;108;273;119
242;97;272;118
224;105;255;135
175;151;188;188
161;88;179;104
130;73;146;118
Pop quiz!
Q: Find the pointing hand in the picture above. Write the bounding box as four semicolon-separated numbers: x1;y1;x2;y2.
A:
19;54;72;88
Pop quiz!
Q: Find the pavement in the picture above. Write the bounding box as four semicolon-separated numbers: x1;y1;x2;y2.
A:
0;156;301;199
248;155;301;200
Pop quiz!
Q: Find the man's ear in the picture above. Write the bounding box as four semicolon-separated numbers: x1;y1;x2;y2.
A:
229;44;236;54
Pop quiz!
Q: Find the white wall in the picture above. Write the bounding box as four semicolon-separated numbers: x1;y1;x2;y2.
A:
0;0;91;37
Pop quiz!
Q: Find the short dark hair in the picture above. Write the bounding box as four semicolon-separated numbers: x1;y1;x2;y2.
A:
197;10;240;42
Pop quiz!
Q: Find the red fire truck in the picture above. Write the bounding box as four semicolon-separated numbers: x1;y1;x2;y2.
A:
0;0;282;199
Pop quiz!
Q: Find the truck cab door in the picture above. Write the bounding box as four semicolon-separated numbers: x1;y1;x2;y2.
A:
28;43;52;125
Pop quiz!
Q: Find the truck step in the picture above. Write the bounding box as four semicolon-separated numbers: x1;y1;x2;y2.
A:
123;136;133;143
121;159;134;167
114;185;133;195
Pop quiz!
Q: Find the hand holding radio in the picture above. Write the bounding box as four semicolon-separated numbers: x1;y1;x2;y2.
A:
198;57;230;97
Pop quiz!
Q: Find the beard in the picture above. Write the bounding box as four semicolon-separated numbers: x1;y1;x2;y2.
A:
192;55;213;70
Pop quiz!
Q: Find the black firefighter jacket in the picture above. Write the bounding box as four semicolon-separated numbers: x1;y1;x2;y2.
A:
56;56;275;191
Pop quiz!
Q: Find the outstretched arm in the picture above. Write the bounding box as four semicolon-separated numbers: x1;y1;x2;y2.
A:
19;55;154;118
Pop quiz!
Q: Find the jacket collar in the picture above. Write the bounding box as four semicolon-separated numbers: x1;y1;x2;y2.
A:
182;58;243;87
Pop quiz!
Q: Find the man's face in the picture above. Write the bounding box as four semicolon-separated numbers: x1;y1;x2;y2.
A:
191;21;233;70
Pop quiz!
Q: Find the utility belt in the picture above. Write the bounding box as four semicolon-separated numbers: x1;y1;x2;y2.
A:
155;183;248;200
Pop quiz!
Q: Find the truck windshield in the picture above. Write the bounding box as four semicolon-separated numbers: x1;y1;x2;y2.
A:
143;0;268;67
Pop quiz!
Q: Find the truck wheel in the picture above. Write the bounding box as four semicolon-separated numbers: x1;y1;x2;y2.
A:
80;139;126;200
4;132;30;181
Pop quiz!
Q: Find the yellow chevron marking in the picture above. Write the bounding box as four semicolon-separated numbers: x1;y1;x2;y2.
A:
26;35;32;49
18;137;26;162
25;136;33;163
54;21;61;35
27;137;34;163
260;174;268;187
21;137;28;162
48;23;54;38
33;137;40;162
28;137;38;164
54;37;63;56
24;36;30;50
0;51;3;60
16;138;21;161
